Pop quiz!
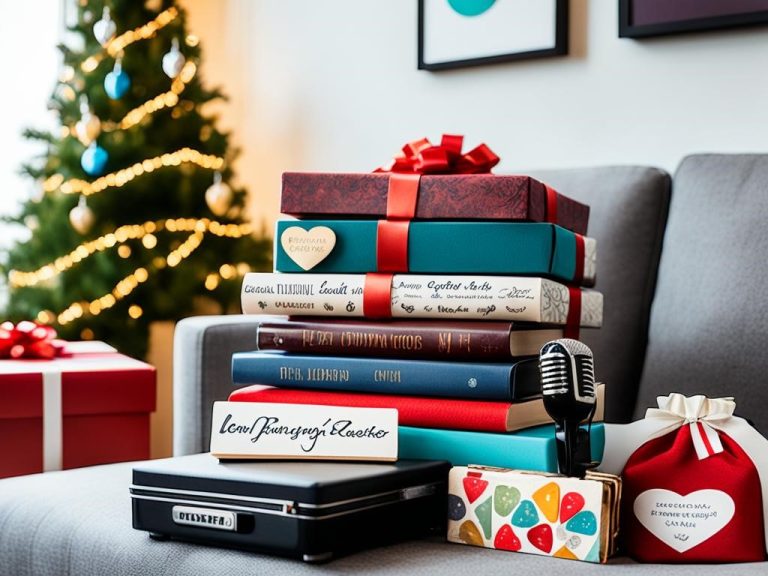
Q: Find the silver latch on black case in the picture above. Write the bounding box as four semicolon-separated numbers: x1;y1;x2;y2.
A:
172;505;238;531
400;483;437;501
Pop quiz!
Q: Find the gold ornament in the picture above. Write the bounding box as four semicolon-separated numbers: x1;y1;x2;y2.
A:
69;196;95;234
75;96;101;146
205;172;233;217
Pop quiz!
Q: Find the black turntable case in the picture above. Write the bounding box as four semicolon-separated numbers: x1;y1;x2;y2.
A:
131;453;450;562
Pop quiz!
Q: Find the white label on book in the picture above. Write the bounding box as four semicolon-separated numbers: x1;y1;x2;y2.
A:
209;401;398;461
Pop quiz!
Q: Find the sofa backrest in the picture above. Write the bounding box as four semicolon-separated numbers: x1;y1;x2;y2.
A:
638;154;768;433
528;166;671;422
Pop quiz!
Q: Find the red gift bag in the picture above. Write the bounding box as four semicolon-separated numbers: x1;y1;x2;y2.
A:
602;394;768;563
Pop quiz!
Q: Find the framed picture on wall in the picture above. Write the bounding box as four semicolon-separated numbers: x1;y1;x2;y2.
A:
418;0;568;71
619;0;768;38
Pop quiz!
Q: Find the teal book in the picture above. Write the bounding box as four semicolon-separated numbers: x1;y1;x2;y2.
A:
275;220;596;285
397;423;605;473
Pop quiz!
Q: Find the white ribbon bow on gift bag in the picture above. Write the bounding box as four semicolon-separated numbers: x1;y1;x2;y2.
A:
601;393;768;550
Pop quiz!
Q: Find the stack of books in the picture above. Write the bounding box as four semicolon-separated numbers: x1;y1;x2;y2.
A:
231;170;605;471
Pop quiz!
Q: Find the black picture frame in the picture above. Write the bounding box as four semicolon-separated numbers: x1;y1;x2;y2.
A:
619;0;768;39
418;0;568;71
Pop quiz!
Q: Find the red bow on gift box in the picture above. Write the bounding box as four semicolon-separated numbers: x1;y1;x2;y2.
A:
376;134;500;174
0;321;65;360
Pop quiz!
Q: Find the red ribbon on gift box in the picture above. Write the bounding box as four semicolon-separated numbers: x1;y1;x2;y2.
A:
375;134;500;175
0;321;65;360
373;135;499;273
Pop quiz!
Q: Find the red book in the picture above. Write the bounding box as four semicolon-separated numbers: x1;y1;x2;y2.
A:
281;173;590;235
230;386;587;433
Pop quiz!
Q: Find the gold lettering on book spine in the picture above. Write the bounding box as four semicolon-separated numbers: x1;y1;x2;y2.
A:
438;332;471;354
301;330;334;347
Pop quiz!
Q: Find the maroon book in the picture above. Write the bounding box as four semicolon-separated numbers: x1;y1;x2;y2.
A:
257;318;565;361
281;172;589;235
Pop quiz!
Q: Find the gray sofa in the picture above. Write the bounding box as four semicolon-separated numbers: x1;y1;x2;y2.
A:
2;154;767;575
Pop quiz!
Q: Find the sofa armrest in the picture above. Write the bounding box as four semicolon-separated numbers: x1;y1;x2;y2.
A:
173;315;268;455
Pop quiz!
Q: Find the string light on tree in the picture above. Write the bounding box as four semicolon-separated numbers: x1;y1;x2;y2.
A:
9;219;253;288
45;148;224;196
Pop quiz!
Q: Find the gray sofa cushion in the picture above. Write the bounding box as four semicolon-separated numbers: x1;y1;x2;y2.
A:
0;461;765;576
638;154;768;433
527;167;671;422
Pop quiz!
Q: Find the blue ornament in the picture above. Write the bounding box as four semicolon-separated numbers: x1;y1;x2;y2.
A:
104;58;131;100
81;143;109;176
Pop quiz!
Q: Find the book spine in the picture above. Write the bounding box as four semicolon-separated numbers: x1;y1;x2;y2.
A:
256;321;514;361
232;352;518;401
398;424;605;472
240;273;603;327
228;386;512;432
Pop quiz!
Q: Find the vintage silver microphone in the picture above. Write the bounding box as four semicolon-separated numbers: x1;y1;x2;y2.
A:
539;338;597;477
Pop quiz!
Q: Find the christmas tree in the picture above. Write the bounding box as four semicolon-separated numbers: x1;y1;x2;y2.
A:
2;0;271;358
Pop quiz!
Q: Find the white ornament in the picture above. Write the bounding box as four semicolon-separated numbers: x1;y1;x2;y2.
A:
93;7;116;47
162;37;186;79
205;172;233;217
69;196;95;234
75;96;101;146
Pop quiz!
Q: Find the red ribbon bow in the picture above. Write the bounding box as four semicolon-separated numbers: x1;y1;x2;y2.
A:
0;321;65;360
376;134;500;174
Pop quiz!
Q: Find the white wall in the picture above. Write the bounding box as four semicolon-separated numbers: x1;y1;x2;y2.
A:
0;1;63;243
182;0;768;228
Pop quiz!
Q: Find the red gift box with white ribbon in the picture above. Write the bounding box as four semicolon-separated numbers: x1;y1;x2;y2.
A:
0;341;155;479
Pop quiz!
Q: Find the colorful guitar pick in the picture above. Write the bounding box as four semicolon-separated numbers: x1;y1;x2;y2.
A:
566;511;597;536
493;485;520;517
463;474;489;504
532;482;560;523
475;496;493;539
560;491;585;523
448;494;466;521
527;523;553;553
459;520;484;546
494;524;521;551
511;500;539;528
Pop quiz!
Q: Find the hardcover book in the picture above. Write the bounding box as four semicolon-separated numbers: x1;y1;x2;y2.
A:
255;318;565;361
228;385;605;434
231;351;542;401
281;172;590;235
240;273;603;327
398;423;605;472
275;220;596;286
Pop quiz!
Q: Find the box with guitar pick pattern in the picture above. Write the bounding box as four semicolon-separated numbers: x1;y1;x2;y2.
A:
447;465;621;563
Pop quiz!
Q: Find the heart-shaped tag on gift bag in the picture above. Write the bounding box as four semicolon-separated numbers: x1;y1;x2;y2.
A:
633;489;735;553
280;226;336;271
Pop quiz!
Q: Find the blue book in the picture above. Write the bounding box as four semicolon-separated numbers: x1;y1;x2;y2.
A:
398;423;605;472
231;351;541;401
